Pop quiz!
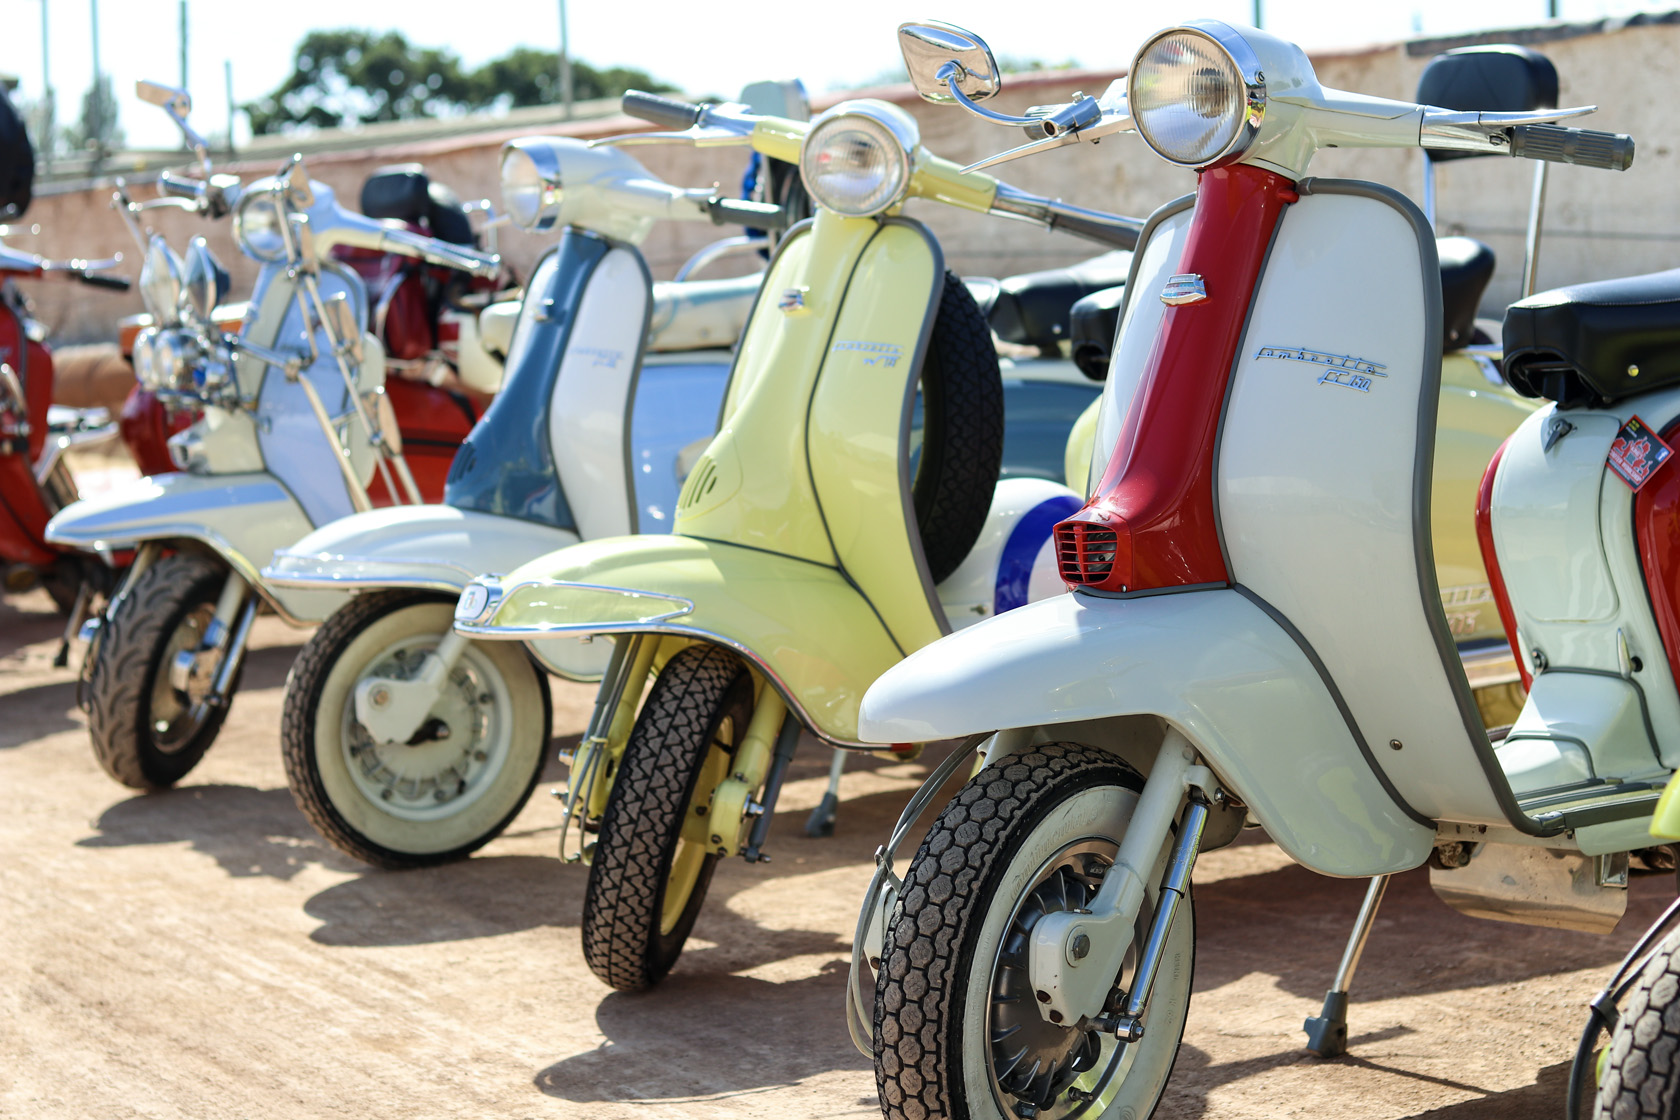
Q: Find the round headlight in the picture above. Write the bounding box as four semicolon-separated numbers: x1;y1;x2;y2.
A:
150;328;199;392
233;189;288;263
132;327;161;389
139;236;184;326
799;101;917;218
1130;27;1263;168
500;142;562;231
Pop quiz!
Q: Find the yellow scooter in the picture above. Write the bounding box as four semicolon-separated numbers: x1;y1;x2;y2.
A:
454;90;1140;990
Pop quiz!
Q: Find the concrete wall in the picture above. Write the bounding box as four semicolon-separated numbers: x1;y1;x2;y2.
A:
14;18;1676;344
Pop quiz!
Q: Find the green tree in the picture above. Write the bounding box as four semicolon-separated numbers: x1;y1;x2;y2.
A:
469;48;674;110
245;30;475;135
64;74;123;154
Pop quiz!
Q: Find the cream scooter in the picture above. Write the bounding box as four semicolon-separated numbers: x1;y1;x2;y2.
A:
261;122;800;869
848;21;1638;1120
455;90;1140;992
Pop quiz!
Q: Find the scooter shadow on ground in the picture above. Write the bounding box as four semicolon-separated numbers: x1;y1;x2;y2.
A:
78;782;361;880
532;962;870;1104
0;678;81;747
1193;862;1678;1004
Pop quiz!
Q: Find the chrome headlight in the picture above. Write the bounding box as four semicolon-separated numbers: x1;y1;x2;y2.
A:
799;101;918;218
1129;24;1265;169
500;140;562;231
132;327;161;389
149;328;200;392
233;189;288;263
139;236;185;326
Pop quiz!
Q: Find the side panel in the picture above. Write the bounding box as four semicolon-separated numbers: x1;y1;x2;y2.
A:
856;588;1434;876
547;245;651;540
629;351;732;530
1216;186;1506;826
1089;202;1193;489
806;219;944;655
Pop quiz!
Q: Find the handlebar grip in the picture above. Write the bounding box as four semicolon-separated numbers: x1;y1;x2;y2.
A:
622;90;703;130
1051;212;1141;252
707;198;786;232
78;273;131;291
1511;124;1636;171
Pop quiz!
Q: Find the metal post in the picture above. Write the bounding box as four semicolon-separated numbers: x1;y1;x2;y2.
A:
89;0;104;167
1548;0;1560;18
38;0;51;173
558;0;574;120
179;0;188;92
1252;0;1262;28
1521;161;1550;299
224;60;234;154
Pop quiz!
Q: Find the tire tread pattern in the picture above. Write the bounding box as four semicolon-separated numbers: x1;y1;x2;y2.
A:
874;743;1140;1120
85;551;230;790
1598;929;1680;1120
581;643;745;992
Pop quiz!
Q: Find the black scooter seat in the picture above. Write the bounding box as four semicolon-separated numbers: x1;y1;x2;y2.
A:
1504;269;1680;408
971;251;1133;353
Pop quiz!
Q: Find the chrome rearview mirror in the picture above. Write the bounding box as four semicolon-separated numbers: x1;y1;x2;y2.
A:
322;293;364;366
898;22;1002;105
181;237;227;326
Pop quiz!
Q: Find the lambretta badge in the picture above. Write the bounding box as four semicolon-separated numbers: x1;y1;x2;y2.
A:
1256;345;1388;392
831;340;903;368
572;346;623;369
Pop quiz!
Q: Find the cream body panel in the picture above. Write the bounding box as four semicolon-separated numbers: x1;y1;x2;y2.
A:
546;245;648;541
1493;390;1680;769
1216;189;1501;826
1089;206;1192;491
934;478;1081;629
43;472;345;623
856;588;1433;877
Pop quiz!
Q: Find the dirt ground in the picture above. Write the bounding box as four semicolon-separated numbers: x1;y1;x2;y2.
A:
1;588;1674;1120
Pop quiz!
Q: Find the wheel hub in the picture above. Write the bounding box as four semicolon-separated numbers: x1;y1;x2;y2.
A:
346;645;498;812
990;849;1114;1116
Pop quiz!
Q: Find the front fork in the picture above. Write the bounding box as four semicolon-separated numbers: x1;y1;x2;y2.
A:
557;634;801;867
168;566;256;713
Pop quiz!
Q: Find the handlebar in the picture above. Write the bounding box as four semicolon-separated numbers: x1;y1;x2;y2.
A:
376;226;501;280
622;90;705;130
76;272;131;291
706;197;786;232
1511;124;1636;171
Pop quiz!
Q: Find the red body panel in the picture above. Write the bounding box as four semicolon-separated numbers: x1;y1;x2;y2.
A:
0;304;60;565
1055;165;1298;593
1634;420;1680;691
365;376;485;505
1474;437;1531;692
119;386;196;476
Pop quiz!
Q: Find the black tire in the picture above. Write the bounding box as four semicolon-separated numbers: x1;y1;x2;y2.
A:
875;743;1194;1120
85;551;240;789
581;643;752;991
915;269;1004;584
1596;928;1680;1119
280;590;552;870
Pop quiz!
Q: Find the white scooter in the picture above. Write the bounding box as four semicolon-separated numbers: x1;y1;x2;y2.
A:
260;122;802;869
847;20;1638;1120
46;80;500;790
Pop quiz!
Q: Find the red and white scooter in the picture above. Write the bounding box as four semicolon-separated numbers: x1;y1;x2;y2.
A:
847;20;1641;1120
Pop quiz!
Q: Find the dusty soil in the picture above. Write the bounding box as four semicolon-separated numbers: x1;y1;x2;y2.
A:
0;588;1672;1120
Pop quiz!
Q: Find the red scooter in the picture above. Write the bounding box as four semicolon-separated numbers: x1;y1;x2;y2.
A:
0;240;140;619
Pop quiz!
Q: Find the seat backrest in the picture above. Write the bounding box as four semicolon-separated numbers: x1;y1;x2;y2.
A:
1438;236;1496;351
1417;45;1558;164
989;251;1133;352
1069;285;1126;380
360;163;431;224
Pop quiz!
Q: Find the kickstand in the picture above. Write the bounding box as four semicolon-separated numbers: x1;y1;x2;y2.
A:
53;583;92;669
1304;874;1390;1058
804;749;846;837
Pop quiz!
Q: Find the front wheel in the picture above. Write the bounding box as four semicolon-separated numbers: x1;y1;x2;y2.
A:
280;591;552;869
1595;927;1680;1119
581;642;753;991
85;551;243;789
875;743;1194;1120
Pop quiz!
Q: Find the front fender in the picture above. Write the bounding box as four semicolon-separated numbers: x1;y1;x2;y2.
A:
264;505;581;593
458;534;905;746
859;588;1435;877
44;471;344;624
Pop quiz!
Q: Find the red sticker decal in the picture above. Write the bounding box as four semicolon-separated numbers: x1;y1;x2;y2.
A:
1608;415;1673;491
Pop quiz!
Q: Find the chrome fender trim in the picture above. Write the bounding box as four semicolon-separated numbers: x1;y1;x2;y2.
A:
858;587;1436;877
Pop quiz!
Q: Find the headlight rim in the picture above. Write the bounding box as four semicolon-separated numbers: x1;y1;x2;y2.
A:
232;188;290;265
139;235;185;328
1128;21;1268;171
500;140;564;232
799;100;919;219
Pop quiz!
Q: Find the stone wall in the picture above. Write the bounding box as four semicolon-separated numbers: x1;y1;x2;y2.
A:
14;18;1677;344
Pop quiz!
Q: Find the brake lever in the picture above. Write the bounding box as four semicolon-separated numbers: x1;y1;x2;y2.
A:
960;109;1136;174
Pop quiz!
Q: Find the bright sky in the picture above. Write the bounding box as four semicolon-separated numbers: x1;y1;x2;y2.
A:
0;0;1661;149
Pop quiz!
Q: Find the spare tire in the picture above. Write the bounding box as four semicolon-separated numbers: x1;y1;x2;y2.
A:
914;270;1004;584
